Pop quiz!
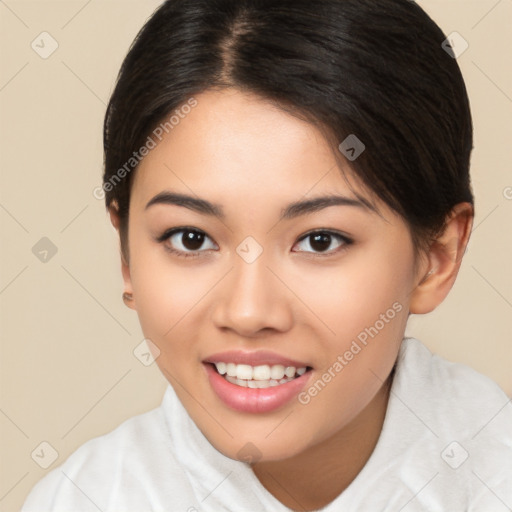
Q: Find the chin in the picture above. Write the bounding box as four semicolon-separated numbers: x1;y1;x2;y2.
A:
209;430;310;464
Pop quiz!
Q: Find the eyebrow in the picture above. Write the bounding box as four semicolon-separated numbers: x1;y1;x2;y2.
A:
144;191;378;221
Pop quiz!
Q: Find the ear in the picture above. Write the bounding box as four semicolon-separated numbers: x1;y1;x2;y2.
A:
108;203;136;310
409;202;474;314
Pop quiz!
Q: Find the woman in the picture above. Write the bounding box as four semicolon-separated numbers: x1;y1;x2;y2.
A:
22;0;512;510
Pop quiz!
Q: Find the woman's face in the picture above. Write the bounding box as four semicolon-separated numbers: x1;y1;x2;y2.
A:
121;88;423;462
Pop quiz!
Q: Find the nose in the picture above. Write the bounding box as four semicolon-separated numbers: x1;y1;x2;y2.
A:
211;251;293;337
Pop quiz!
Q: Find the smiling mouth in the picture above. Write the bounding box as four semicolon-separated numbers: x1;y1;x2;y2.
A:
206;362;313;389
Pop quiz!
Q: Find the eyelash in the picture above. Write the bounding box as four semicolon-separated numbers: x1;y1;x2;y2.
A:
156;227;354;260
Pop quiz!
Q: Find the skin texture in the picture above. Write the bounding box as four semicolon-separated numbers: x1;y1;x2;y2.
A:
109;88;473;511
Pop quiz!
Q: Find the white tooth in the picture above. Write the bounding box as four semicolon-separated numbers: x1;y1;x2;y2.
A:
284;366;296;378
270;365;285;380
225;375;237;384
297;367;307;376
226;363;237;377
224;373;299;388
253;365;271;380
215;362;227;375
236;364;253;380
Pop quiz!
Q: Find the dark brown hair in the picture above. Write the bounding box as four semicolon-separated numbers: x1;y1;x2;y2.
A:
102;0;474;263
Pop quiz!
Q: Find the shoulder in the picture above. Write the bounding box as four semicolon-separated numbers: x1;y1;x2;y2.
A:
398;337;511;420
21;400;188;511
390;337;512;509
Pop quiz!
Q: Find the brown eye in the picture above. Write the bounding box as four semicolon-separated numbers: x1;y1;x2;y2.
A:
158;228;217;258
293;231;352;256
179;230;206;251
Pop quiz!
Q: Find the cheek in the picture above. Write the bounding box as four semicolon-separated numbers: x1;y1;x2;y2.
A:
128;246;213;354
290;246;412;343
295;276;408;443
292;241;411;404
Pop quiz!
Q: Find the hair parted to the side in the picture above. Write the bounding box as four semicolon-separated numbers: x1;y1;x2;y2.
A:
103;0;474;264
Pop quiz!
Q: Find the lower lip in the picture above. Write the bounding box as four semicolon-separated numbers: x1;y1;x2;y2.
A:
204;363;312;414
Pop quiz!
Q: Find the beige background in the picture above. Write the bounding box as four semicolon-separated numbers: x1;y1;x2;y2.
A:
1;1;511;510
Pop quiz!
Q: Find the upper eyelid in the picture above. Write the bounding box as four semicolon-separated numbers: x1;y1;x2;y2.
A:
158;227;352;252
158;227;350;240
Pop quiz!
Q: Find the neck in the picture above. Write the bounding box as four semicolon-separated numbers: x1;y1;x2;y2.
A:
251;373;393;511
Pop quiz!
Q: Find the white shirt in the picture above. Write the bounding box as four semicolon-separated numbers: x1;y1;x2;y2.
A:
21;337;512;512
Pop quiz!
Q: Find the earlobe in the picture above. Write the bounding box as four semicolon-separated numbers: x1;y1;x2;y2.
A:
108;201;121;231
108;204;136;310
120;258;136;310
409;202;473;314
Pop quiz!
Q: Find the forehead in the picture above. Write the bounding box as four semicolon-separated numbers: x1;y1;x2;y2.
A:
131;88;374;212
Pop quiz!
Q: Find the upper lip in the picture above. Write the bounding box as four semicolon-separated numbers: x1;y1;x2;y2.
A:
203;350;311;368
